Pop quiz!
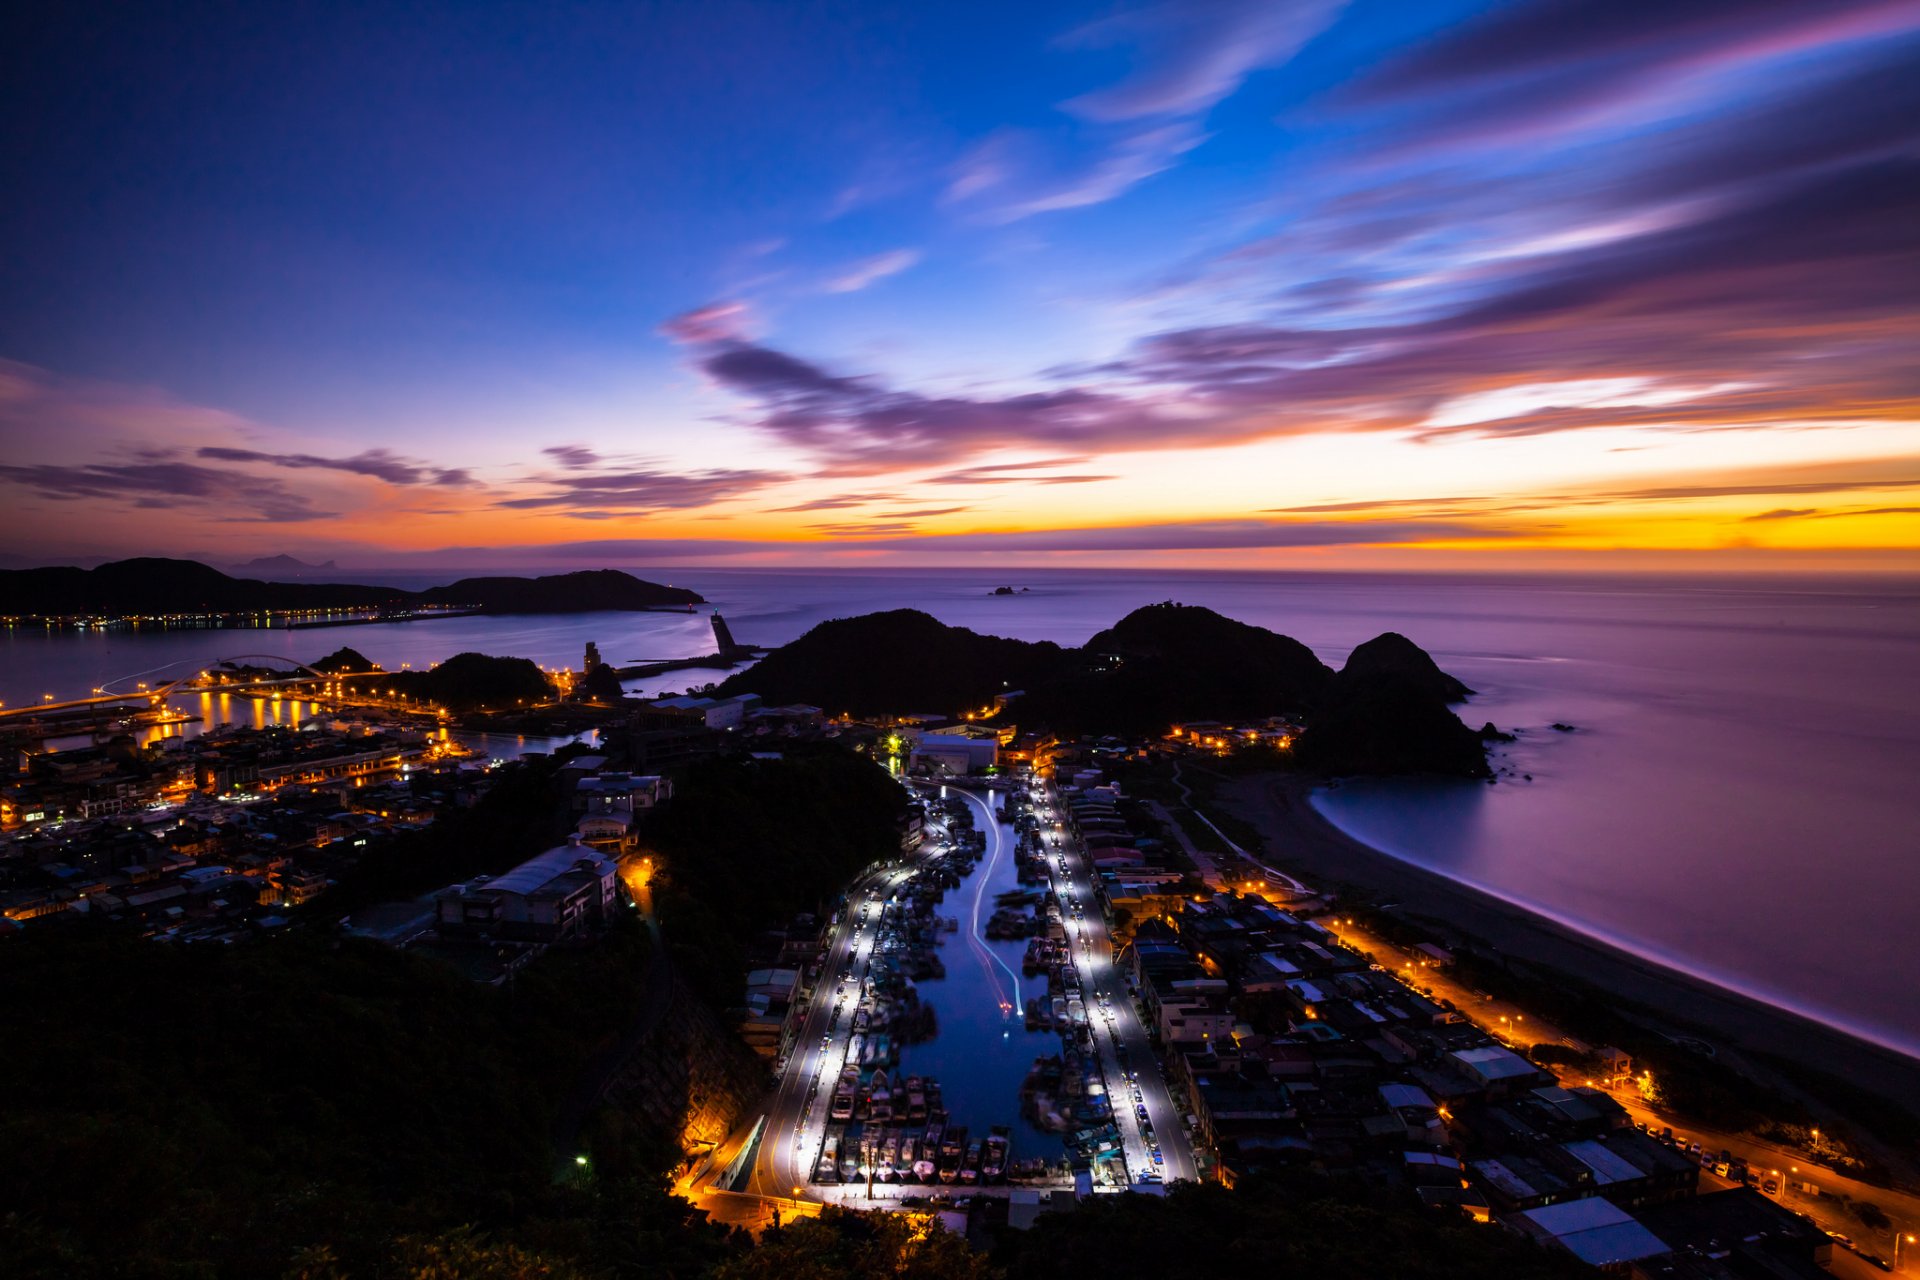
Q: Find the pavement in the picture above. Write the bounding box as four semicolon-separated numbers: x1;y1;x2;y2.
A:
694;767;1198;1219
1326;913;1920;1273
1029;776;1198;1187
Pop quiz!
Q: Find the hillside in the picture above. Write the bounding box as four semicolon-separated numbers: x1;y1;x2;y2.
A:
385;651;553;711
422;568;702;612
714;609;1072;717
715;603;1489;776
0;557;703;619
1025;602;1336;733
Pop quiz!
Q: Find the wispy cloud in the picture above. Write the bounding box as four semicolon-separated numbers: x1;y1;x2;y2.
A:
824;248;922;293
197;446;472;487
496;466;785;514
1060;0;1346;121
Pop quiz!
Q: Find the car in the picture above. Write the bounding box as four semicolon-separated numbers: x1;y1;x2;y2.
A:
1761;1179;1779;1195
1152;1152;1164;1165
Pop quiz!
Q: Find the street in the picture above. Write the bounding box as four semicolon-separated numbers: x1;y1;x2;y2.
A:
1028;774;1199;1187
1325;914;1920;1273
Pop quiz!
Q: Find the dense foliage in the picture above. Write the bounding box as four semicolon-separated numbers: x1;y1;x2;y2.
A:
324;753;572;911
644;747;911;1004
0;557;700;619
386;651;555;711
310;645;378;673
1023;602;1336;733
0;920;672;1278
1293;671;1493;778
996;1178;1590;1280
715;609;1070;718
717;603;1490;776
421;570;702;611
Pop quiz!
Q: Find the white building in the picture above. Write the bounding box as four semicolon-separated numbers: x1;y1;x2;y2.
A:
436;837;620;943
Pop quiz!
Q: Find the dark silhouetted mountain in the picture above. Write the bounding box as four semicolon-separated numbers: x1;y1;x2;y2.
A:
1031;602;1335;733
419;569;702;612
386;652;552;711
0;558;701;618
0;558;410;616
715;609;1070;716
1295;634;1490;778
717;603;1485;776
1337;631;1473;703
231;554;339;575
310;646;378;674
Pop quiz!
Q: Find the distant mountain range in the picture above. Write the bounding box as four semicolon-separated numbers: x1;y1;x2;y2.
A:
0;557;704;618
716;602;1492;777
227;554;340;576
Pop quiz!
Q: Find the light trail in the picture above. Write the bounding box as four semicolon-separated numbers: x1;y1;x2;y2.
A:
959;788;1020;1015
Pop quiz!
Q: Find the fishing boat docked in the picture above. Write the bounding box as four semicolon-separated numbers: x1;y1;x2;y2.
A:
983;1125;1010;1183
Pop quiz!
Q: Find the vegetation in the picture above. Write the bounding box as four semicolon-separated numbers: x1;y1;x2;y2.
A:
326;752;573;910
716;1208;991;1280
718;603;1489;777
420;569;702;612
1293;671;1492;778
576;662;629;703
714;609;1070;719
387;651;555;711
644;746;911;1005
995;1176;1589;1280
311;645;378;673
0;919;679;1278
0;557;700;619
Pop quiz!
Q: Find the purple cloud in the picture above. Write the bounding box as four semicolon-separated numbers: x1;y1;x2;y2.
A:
197;446;472;487
0;461;334;522
496;466;784;512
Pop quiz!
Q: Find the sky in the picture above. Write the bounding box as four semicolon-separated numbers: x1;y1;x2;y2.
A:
1;0;1917;573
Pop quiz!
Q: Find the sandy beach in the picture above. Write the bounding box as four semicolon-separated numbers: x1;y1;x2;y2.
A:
1218;772;1920;1124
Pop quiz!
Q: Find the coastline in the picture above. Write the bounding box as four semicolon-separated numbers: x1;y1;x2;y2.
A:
1218;771;1920;1113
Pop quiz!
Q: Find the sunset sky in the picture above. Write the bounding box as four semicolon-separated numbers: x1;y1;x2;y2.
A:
2;0;1917;571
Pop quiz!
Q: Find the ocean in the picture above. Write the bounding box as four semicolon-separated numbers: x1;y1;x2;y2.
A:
5;567;1917;1058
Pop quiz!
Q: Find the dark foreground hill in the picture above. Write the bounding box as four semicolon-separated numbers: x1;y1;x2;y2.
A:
0;557;703;618
718;602;1490;777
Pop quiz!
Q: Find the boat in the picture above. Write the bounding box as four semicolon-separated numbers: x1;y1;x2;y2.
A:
904;1076;927;1122
816;1134;840;1184
959;1139;983;1185
869;1068;892;1123
938;1127;967;1184
878;1136;898;1182
830;1067;858;1121
984;1125;1010;1183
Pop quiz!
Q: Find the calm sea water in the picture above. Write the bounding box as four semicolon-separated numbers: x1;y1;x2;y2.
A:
5;568;1917;1057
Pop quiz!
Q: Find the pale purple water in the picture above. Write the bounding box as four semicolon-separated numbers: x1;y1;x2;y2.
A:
5;568;1916;1057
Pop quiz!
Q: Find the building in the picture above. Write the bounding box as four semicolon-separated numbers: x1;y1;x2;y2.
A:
1450;1044;1549;1095
1508;1197;1672;1270
435;837;619;943
909;732;999;775
635;693;761;731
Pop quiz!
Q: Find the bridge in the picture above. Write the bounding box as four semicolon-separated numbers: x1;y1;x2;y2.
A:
0;655;394;728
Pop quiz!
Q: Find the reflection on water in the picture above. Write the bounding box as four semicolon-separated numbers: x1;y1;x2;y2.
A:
895;791;1061;1157
8;571;1919;1059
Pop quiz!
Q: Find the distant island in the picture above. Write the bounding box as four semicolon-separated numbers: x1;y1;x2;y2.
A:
716;602;1492;778
226;553;340;576
0;557;704;622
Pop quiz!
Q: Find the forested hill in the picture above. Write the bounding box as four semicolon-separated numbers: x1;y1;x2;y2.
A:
716;602;1492;777
0;557;703;617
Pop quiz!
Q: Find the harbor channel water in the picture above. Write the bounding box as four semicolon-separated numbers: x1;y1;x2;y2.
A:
893;786;1062;1162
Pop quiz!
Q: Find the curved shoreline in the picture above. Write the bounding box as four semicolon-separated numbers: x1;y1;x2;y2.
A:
1218;771;1920;1109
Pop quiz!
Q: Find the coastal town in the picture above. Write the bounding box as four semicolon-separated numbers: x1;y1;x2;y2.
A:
4;621;1913;1279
